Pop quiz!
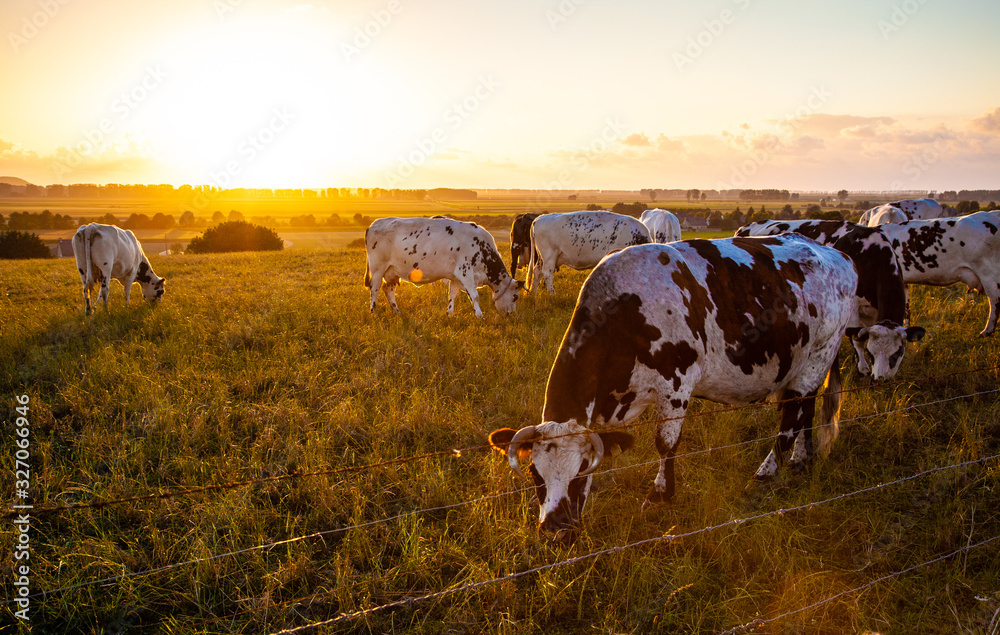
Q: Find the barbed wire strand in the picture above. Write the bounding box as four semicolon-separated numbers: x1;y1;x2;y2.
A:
9;365;996;520
7;387;995;606
717;534;1000;635
267;453;999;634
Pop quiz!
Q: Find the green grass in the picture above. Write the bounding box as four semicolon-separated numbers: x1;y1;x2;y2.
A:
1;246;998;634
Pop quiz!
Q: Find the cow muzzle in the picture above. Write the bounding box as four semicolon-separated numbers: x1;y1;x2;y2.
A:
539;502;580;544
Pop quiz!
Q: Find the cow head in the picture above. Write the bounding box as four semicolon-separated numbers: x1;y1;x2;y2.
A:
846;322;925;380
136;261;166;304
493;278;524;314
489;422;633;542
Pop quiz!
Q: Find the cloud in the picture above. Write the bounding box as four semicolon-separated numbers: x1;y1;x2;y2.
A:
972;107;1000;134
622;133;651;147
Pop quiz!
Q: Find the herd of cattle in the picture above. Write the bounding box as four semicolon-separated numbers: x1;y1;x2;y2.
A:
69;197;999;541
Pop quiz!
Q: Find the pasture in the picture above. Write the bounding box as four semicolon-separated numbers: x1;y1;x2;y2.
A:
1;243;999;633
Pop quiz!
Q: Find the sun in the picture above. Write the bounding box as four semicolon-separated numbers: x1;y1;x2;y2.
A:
138;12;382;187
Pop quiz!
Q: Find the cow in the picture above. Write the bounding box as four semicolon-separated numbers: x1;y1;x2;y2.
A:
888;198;945;220
736;220;925;379
640;208;682;243
527;211;651;293
508;212;539;277
364;216;523;318
489;235;858;541
876;210;1000;336
860;204;909;227
72;223;166;316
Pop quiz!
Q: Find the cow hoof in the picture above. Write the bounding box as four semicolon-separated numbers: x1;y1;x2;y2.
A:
642;489;673;509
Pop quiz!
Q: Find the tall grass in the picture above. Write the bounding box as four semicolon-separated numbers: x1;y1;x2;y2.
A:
1;247;998;634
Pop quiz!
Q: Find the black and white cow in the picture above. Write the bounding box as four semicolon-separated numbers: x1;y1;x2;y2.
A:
508;212;539;276
877;211;1000;336
736;220;925;379
527;210;651;293
888;198;945;220
860;204;908;227
364;216;523;318
640;208;682;243
72;223;166;315
490;235;858;540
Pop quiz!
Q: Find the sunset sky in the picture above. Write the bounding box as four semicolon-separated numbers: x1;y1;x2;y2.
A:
2;0;999;191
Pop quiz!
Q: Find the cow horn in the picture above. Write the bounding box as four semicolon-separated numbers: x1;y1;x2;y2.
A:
506;426;538;479
579;432;604;476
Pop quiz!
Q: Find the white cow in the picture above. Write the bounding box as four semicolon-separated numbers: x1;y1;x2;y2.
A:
364;216;523;318
878;211;1000;336
528;211;651;293
72;223;166;315
640;208;682;243
860;204;909;227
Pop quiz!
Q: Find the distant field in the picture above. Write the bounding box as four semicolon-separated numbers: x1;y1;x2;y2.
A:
1;242;997;633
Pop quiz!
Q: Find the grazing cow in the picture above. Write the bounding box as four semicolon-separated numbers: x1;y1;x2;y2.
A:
640;208;682;243
364;216;523;318
889;198;945;220
489;236;857;540
877;211;1000;336
508;212;539;276
736;220;925;379
527;211;651;293
860;204;909;227
72;223;166;315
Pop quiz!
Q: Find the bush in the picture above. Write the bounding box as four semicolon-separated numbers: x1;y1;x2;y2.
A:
185;221;283;254
0;231;53;259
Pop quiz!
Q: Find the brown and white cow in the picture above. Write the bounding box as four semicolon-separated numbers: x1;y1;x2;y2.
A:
888;198;945;220
527;210;651;293
508;212;539;276
736;220;925;379
72;223;166;315
877;210;1000;336
490;235;857;540
640;208;682;243
364;216;523;318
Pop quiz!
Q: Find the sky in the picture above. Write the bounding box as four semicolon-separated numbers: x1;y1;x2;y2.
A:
1;0;999;192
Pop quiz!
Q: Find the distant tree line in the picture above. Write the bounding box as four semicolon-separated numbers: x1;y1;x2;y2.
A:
0;182;433;201
738;189;792;202
0;211;77;230
0;231;52;259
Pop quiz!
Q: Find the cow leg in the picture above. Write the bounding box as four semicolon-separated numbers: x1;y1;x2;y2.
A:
82;275;93;316
123;278;133;306
455;278;483;318
644;400;688;505
754;389;816;480
383;281;399;313
369;272;382;311
96;270;111;312
979;280;1000;336
447;282;461;316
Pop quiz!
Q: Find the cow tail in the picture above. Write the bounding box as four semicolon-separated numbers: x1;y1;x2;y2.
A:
816;350;843;456
364;260;371;288
526;225;538;292
83;225;93;289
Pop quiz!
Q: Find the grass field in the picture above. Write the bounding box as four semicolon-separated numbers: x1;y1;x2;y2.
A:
2;242;999;634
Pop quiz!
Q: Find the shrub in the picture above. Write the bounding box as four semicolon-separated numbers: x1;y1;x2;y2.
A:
0;230;53;259
185;221;283;254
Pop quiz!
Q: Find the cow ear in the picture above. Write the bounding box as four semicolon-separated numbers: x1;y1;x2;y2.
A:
845;327;868;342
488;428;518;455
598;430;634;454
905;326;926;342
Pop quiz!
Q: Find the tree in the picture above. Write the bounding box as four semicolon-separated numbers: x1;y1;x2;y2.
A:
228;210;245;223
179;211;195;227
837;189;849;203
700;192;707;202
955;200;980;214
211;211;225;225
0;231;53;259
185;221;283;254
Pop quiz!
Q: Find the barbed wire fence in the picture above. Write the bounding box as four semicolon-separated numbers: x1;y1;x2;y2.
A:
4;366;998;632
